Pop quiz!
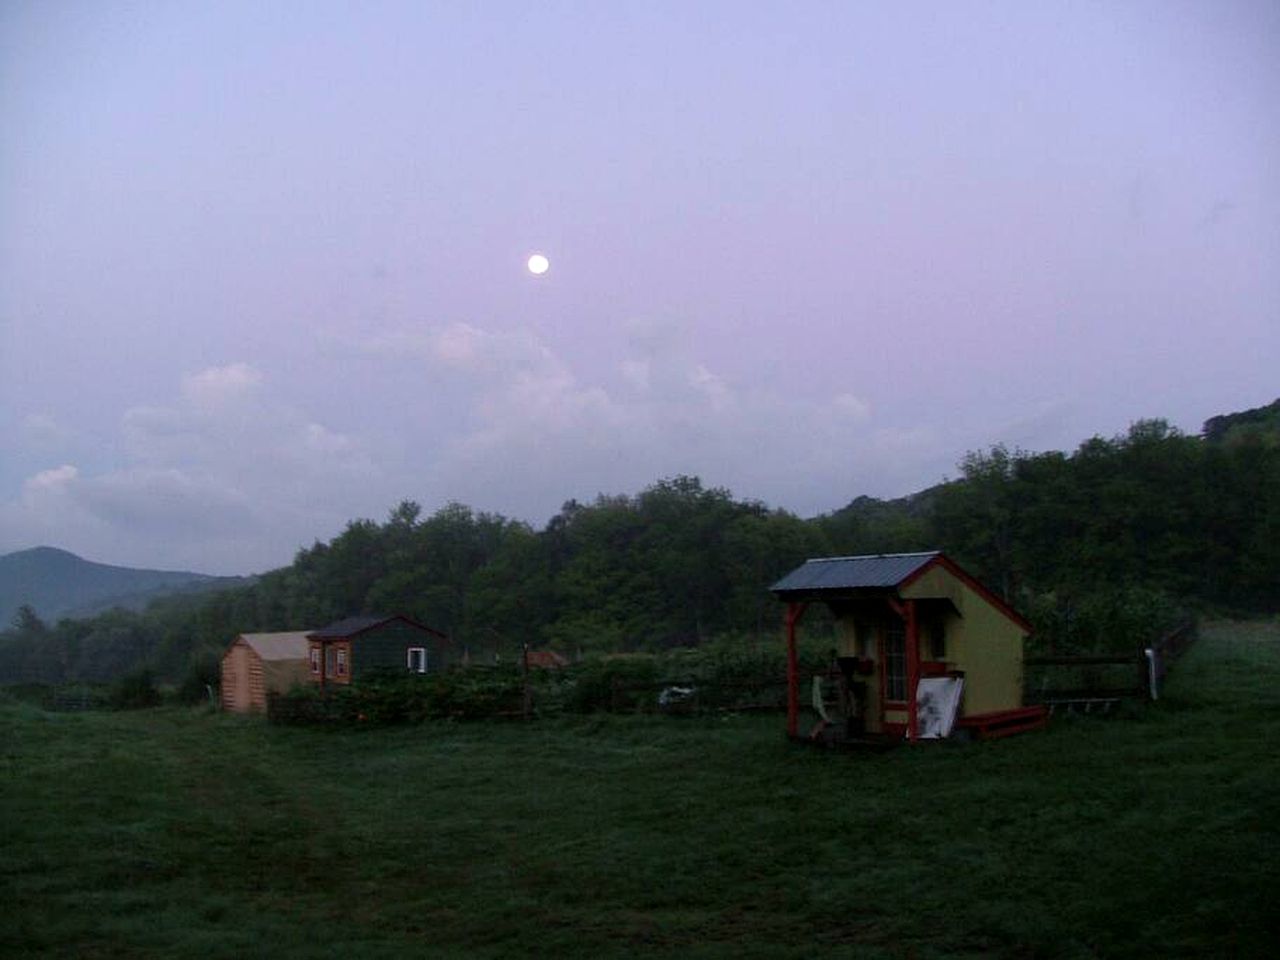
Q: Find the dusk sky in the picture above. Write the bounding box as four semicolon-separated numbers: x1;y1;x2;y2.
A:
2;1;1277;575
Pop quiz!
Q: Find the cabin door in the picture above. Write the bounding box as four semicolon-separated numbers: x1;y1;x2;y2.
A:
878;623;908;734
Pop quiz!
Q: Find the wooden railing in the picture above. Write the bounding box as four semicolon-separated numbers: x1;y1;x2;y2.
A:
1025;618;1198;708
44;688;109;712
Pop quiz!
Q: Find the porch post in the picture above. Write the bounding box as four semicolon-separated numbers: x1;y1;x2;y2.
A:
785;602;808;738
905;599;919;741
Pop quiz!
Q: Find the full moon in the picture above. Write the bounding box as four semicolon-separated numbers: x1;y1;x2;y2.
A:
527;253;550;275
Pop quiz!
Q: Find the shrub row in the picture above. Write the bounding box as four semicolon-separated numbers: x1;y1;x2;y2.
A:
266;643;831;725
1023;586;1189;656
267;667;528;725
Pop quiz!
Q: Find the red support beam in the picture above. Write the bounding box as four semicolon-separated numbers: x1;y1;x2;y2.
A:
905;599;919;741
785;602;808;738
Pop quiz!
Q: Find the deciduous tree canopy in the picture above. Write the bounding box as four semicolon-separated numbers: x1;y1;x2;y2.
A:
2;401;1276;683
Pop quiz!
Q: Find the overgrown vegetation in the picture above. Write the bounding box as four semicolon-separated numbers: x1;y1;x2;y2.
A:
1021;585;1189;656
3;621;1277;958
1;400;1277;683
108;668;163;710
269;638;837;724
268;667;530;725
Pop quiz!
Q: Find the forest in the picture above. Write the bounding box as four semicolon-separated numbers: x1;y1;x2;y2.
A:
1;399;1277;688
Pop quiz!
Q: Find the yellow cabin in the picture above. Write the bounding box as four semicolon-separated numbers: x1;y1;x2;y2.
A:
771;552;1045;742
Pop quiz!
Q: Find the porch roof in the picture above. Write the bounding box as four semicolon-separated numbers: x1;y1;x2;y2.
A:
770;551;940;597
772;550;1032;633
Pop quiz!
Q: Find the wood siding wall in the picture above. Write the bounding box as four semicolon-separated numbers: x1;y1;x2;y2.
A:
350;621;452;679
829;570;1027;731
306;620;452;684
221;641;266;713
901;566;1026;716
223;639;311;710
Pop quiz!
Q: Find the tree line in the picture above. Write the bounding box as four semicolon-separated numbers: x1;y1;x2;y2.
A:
2;400;1277;685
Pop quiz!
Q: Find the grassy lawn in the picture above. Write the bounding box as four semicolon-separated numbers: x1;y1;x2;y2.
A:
4;620;1278;959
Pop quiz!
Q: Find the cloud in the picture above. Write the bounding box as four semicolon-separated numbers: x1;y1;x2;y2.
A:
620;359;650;391
26;464;79;492
40;466;253;536
181;362;263;409
1196;199;1237;231
0;336;928;574
300;422;354;456
357;320;894;520
690;365;731;412
0;363;382;573
21;414;74;448
362;322;556;380
128;364;372;471
834;393;873;421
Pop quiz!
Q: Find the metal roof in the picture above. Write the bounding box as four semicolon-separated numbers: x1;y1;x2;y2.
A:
308;614;446;640
525;649;570;669
770;552;940;595
237;631;312;661
308;615;397;639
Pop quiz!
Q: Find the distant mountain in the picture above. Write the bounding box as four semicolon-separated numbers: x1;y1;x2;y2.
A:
0;547;247;626
814;486;942;556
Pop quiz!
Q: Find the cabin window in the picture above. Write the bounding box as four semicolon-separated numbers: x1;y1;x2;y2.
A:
309;647;320;675
335;648;348;677
884;624;906;701
928;622;947;661
407;647;427;673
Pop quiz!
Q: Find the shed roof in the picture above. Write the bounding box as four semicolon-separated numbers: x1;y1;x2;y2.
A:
308;614;446;641
525;649;570;669
237;631;312;661
770;552;940;595
771;551;1032;633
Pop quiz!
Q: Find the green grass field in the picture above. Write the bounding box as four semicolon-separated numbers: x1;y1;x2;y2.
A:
4;621;1278;959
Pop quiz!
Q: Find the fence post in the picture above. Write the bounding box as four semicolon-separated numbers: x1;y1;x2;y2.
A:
521;643;532;721
785;602;808;739
1144;648;1159;701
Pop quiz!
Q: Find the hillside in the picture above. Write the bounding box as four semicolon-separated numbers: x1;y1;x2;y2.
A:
1202;396;1280;445
0;547;244;626
0;399;1276;686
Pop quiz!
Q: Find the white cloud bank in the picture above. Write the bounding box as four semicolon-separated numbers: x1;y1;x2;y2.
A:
1;333;950;575
0;363;381;573
357;318;922;527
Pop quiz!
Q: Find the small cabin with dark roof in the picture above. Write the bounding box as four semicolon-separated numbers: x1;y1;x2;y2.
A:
307;614;451;687
771;552;1045;742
